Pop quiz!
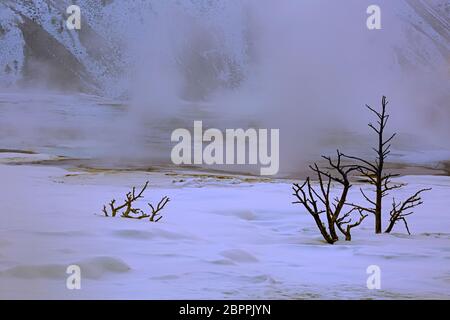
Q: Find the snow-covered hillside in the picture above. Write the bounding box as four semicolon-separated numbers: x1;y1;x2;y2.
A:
0;0;124;95
0;0;448;97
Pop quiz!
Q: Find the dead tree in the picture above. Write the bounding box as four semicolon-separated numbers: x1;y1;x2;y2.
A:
293;151;367;243
148;196;170;222
385;188;431;234
102;181;149;218
102;181;170;222
343;96;430;234
342;96;402;233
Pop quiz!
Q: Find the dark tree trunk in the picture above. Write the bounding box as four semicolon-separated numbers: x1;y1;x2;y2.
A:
375;183;383;233
385;220;395;234
329;221;339;241
312;216;336;244
345;231;352;241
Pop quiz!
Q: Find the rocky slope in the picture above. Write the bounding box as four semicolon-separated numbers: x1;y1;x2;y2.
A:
0;0;448;98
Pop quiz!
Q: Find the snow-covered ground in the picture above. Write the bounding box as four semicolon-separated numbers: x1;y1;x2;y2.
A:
0;151;449;299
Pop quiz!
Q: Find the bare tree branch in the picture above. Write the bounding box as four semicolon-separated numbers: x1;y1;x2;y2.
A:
336;207;369;241
101;181;170;222
148;196;170;222
385;188;431;234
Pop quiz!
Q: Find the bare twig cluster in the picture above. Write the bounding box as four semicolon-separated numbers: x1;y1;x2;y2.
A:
102;181;170;222
293;96;431;243
293;151;367;243
385;188;431;235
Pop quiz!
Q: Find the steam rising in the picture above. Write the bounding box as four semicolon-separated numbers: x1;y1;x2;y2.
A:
1;0;449;175
124;0;450;174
